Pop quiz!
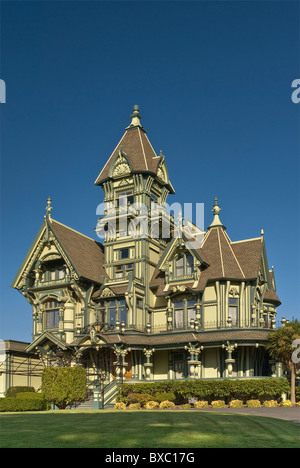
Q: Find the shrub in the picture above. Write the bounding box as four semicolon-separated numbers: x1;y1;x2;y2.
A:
0;397;47;412
211;400;226;408
246;400;261;408
114;402;126;410
194;400;209;408
280;400;292;407
144;401;159;410
263;400;278;407
42;367;87;410
180;403;191;409
154;392;176;403
118;378;289;405
296;402;300;407
229;399;243;408
6;386;35;398
126;393;152;406
159;400;176;409
128;403;141;410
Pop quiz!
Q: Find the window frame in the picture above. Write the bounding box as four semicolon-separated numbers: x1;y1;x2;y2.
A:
44;299;60;329
228;297;238;326
173;253;194;278
173;298;197;329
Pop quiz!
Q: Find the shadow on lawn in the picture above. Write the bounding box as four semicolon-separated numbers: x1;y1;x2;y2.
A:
1;411;299;448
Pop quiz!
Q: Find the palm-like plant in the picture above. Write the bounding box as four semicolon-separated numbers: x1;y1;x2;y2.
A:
266;319;300;405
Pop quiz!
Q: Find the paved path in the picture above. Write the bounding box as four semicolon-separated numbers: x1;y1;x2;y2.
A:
196;407;300;424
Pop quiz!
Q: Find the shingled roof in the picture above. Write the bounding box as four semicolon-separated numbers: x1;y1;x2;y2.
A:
94;106;174;192
50;219;107;284
150;226;264;296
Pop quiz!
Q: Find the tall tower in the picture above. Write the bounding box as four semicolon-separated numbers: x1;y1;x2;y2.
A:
94;106;175;324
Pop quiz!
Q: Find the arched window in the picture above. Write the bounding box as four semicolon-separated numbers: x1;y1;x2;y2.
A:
44;300;59;329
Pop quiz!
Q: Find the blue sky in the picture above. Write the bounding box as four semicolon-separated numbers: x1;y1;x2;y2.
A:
0;1;299;342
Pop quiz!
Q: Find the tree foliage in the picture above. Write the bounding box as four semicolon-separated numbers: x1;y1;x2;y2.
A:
42;367;87;409
266;319;300;405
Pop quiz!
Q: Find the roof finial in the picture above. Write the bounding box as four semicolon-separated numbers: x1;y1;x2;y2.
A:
45;197;52;219
130;105;141;127
208;197;225;230
261;228;264;237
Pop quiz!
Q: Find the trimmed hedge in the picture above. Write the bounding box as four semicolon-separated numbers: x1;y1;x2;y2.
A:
118;378;290;404
0;397;47;412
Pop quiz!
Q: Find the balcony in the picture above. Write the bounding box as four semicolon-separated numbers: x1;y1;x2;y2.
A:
80;318;278;337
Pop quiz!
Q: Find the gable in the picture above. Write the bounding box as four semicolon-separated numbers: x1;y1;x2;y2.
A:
12;217;108;290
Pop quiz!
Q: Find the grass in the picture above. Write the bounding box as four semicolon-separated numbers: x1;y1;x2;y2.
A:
0;410;299;448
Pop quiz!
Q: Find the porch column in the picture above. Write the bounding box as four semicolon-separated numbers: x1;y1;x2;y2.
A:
222;341;237;377
184;343;203;379
143;348;155;380
113;345;131;382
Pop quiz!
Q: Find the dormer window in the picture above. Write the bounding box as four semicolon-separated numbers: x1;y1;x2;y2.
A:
174;253;194;277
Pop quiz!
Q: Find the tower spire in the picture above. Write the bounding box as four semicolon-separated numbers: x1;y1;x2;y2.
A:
128;105;142;128
45;197;52;219
208;197;225;230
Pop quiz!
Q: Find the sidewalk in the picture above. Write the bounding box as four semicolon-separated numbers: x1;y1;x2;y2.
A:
196;406;300;424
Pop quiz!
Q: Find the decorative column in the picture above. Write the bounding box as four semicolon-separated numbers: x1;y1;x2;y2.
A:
222;341;238;377
167;299;173;330
143;348;155;380
113;345;131;382
184;343;203;379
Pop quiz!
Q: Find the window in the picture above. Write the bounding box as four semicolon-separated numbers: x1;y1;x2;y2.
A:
115;263;134;279
117;192;134;208
115;265;123;279
106;299;128;327
174;253;194;277
186;255;194;275
43;261;66;282
173;299;197;329
176;255;184;277
44;300;59;329
187;300;196;326
228;298;238;326
108;300;117;326
174;301;184;329
120;248;130;259
119;299;127;324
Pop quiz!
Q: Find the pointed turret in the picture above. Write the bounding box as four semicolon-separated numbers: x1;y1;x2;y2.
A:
207;197;226;230
94;105;175;193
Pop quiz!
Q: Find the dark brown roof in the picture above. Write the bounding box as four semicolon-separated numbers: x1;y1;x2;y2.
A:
94;126;164;185
263;289;281;305
150;228;264;296
50;219;107;284
71;329;271;347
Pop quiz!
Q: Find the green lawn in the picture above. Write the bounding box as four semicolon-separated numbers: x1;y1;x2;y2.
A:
0;410;299;448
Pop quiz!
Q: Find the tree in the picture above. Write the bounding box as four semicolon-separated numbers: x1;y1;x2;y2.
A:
266;319;300;405
42;367;87;409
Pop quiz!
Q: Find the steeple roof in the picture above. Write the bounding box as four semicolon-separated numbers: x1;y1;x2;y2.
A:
94;106;175;192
